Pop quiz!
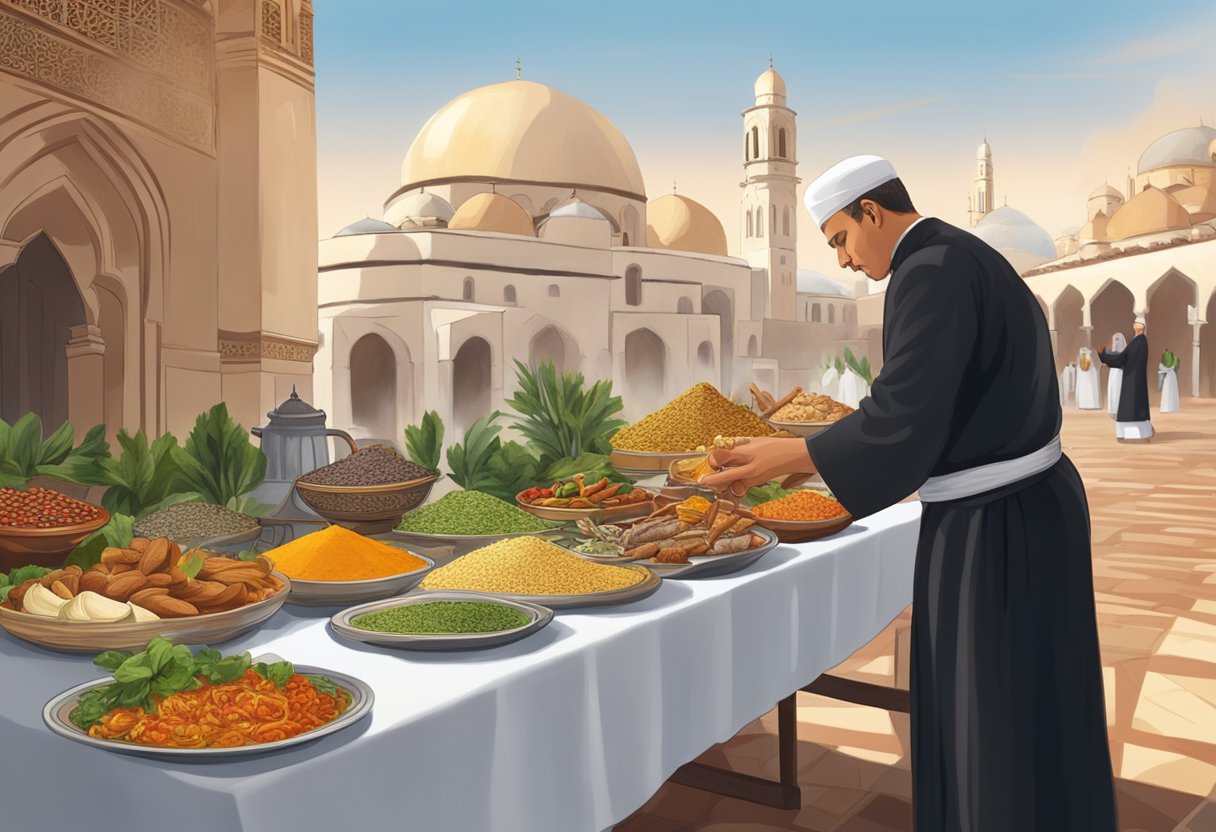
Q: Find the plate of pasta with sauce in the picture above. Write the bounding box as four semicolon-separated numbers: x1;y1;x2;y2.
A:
42;638;373;760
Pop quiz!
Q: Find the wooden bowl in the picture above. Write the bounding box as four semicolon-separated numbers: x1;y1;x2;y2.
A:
751;513;854;544
764;418;839;437
0;571;291;653
293;474;440;534
609;449;703;476
515;491;656;524
0;507;110;572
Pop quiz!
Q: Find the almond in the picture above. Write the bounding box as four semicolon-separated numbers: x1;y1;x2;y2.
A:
139;595;198;618
167;542;182;569
110;563;136;575
144;573;173;588
103;572;148;602
101;547;141;566
167;567;188;586
193;583;247;613
78;571;109;594
129;587;171;606
138;539;172;575
50;580;73;600
128;537;151;552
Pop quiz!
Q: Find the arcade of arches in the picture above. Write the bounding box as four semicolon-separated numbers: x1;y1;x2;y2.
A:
1039;261;1216;402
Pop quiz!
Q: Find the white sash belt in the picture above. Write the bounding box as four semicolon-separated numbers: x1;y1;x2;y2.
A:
918;436;1062;503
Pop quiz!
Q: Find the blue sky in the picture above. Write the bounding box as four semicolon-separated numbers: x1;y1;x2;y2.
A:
314;0;1216;276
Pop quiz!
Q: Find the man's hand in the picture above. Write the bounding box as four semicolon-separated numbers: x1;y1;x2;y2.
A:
699;437;817;496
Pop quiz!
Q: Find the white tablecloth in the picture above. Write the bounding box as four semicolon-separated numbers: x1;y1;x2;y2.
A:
0;503;922;832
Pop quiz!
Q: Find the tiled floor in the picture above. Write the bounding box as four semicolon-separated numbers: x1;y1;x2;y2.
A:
617;402;1216;831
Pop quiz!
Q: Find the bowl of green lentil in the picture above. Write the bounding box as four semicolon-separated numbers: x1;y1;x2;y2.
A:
392;490;561;556
329;590;554;650
134;502;263;551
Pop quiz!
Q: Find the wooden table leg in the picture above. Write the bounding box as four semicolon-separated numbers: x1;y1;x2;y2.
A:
670;694;802;810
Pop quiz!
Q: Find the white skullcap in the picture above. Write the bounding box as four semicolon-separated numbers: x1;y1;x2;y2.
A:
1134;315;1146;325
803;155;898;228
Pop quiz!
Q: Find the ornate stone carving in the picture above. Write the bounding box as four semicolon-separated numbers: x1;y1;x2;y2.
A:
259;0;279;42
298;7;310;63
0;10;213;150
219;331;317;364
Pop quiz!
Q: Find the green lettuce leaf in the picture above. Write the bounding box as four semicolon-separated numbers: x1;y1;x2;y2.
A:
403;410;445;471
172;404;267;507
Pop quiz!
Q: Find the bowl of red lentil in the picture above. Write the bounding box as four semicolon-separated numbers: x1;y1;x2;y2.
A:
0;487;111;571
748;489;853;544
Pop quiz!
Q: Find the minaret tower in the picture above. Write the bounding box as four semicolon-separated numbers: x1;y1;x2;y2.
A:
741;59;799;320
969;137;994;227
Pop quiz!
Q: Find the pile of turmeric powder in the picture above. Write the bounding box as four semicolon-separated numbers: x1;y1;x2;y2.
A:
265;525;429;581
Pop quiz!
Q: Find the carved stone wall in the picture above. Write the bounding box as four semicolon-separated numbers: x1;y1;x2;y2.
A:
258;0;311;67
0;1;215;151
219;330;317;364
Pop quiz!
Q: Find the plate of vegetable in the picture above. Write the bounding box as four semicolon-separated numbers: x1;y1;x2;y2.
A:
43;638;373;760
330;590;554;651
516;473;654;522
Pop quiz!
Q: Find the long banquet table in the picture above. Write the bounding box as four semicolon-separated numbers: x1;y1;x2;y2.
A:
0;502;921;832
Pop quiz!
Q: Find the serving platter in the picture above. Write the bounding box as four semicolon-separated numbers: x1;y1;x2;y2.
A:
42;654;373;760
515;491;656;523
609;449;704;476
330;590;554;650
387;529;560;559
412;565;661;610
0;572;292;653
764;418;838;437
285;550;434;606
567;527;782;579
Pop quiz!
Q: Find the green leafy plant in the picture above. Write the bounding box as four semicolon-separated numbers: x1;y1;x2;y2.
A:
842;347;874;385
172;404;266;507
446;413;508;494
99;429;200;519
1161;349;1180;370
0;414;110;489
506;360;626;474
483;440;541;503
226;495;275;517
64;514;137;571
403;410;445;471
0;565;55;602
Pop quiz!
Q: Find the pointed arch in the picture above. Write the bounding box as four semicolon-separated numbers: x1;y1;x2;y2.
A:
751;126;759;159
778;127;787;158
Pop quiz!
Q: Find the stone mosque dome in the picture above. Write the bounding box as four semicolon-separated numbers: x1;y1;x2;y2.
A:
1106;187;1192;240
400;80;646;199
1136;125;1216;174
1171;183;1216;222
977;139;992;158
1090;183;1123;200
645;194;729;257
383;190;455;228
548;197;611;222
334;218;398;237
971;205;1056;261
754;67;786;102
448;192;536;237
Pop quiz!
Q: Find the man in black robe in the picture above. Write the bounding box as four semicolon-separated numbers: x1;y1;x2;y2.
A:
1099;320;1153;441
702;155;1118;832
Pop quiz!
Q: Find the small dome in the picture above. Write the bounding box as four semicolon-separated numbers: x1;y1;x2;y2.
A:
977;139;992;158
1089;183;1123;200
645;194;728;256
1106;187;1192;240
383;190;454;227
1172;183;1216;221
1136;125;1216;174
400;80;646;198
448;193;536;236
754;67;787;102
334;218;398;237
971;205;1056;260
796;270;851;296
549;197;610;221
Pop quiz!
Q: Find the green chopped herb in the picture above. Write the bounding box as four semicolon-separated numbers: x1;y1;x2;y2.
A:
396;490;548;535
351;601;530;635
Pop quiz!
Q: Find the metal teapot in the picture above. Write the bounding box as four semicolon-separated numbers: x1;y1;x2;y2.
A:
251;387;357;483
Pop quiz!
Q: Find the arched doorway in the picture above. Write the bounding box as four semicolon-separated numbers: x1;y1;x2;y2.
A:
624;328;666;413
1053;286;1084;372
0;234;86;427
349;333;397;441
747;334;759;357
702;290;733;392
453;337;492;435
1147;270;1197;399
1201;289;1216;398
529;325;568;374
696;341;715;382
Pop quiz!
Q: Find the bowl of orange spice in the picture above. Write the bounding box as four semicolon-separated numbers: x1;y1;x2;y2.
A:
259;525;434;605
749;489;853;544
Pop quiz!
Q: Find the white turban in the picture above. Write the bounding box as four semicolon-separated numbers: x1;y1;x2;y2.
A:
1134;316;1146;326
803;155;898;229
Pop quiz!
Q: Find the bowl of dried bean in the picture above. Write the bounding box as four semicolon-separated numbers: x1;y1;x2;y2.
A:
293;446;441;533
0;487;111;571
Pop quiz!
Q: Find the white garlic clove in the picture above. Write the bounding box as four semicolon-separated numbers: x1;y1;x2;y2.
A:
127;603;160;622
59;593;92;621
79;591;133;622
22;584;69;617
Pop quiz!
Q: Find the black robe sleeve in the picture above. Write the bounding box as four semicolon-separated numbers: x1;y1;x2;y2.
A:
1115;334;1151;422
805;249;979;519
1097;347;1126;368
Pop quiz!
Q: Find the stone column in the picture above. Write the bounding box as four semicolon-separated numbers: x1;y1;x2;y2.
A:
1193;321;1204;398
65;324;106;437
